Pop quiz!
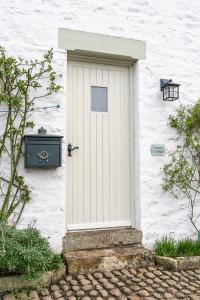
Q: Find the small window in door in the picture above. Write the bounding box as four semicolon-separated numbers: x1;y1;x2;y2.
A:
91;86;108;112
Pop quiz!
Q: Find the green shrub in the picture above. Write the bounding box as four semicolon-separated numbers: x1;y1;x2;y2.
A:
155;236;200;258
155;236;177;258
0;222;62;279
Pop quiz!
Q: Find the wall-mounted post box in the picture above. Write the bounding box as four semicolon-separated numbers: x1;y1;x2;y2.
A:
24;127;63;168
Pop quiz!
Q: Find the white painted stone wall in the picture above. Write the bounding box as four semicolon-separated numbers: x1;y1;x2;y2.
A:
1;0;200;251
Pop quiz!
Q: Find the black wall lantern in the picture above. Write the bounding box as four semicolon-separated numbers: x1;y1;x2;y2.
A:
160;79;180;101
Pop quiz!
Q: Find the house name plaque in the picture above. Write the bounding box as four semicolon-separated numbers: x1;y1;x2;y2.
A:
151;144;165;156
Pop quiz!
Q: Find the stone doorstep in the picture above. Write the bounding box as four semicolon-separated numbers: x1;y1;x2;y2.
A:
63;227;142;252
155;255;200;271
63;245;153;274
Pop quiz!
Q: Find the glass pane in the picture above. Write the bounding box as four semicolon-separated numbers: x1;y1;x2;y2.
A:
91;86;108;112
164;86;170;100
174;86;178;98
170;86;174;98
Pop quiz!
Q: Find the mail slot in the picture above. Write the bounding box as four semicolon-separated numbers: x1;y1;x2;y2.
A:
24;127;63;168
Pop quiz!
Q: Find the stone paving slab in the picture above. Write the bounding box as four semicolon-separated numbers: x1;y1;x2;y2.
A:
1;265;200;299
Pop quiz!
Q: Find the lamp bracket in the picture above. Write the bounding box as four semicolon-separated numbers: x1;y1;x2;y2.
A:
160;79;172;91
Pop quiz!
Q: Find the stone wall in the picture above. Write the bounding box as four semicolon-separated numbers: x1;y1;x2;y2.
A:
1;0;200;251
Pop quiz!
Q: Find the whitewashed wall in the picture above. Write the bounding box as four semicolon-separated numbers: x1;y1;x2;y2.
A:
1;0;200;251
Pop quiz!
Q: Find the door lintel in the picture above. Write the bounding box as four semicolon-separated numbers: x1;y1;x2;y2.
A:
58;28;146;61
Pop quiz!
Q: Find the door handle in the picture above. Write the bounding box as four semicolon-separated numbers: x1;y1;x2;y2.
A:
68;143;79;156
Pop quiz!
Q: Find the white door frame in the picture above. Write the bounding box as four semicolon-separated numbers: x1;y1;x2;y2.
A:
58;28;146;232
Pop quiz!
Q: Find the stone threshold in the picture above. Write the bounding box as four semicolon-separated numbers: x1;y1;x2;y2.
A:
63;228;142;252
63;245;154;274
155;255;200;271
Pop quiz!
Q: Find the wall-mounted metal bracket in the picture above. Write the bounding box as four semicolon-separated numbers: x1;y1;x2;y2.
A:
160;79;172;91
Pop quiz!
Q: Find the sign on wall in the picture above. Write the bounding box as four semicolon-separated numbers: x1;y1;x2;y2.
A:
151;144;165;156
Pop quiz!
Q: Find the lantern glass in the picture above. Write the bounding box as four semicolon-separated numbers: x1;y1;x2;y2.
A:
163;84;179;101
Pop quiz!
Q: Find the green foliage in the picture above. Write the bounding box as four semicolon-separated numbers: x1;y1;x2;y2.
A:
155;236;200;257
0;46;61;225
0;222;61;279
155;236;177;258
162;100;200;233
176;238;200;256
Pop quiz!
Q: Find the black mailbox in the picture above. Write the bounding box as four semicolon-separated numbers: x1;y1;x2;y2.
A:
24;127;63;168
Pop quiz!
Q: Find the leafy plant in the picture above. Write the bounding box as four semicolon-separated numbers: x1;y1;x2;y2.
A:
163;101;200;235
155;236;200;257
0;222;61;279
0;46;61;225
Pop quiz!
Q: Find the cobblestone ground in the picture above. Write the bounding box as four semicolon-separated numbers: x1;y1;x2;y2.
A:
2;265;200;300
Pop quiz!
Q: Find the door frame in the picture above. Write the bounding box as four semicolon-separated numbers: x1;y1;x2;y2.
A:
58;28;146;233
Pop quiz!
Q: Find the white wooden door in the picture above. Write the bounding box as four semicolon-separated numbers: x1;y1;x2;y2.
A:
67;59;131;230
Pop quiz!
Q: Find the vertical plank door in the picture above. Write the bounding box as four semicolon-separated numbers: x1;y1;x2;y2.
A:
67;60;131;230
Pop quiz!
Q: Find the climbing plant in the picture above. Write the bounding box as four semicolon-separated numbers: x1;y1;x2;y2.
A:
163;100;200;235
0;46;61;225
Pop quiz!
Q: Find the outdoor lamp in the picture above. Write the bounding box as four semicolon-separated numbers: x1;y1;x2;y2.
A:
160;79;180;101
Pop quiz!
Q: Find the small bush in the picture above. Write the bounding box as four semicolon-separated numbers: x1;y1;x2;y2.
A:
0;222;62;279
155;236;200;258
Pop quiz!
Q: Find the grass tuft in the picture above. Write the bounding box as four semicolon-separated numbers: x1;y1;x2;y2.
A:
176;238;200;256
155;236;200;258
155;236;176;258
